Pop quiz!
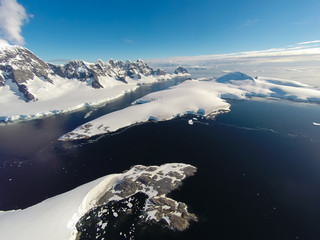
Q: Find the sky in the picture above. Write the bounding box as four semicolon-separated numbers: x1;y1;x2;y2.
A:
0;0;319;62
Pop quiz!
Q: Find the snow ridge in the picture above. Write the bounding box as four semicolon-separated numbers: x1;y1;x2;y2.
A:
60;72;320;141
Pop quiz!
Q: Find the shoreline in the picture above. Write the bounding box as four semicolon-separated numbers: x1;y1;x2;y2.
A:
0;74;190;124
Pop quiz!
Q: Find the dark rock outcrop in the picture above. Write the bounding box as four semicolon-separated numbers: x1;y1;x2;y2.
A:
174;66;188;74
155;68;166;76
92;79;104;89
215;72;254;83
95;164;197;233
18;84;36;102
0;72;5;86
77;192;148;240
75;164;198;240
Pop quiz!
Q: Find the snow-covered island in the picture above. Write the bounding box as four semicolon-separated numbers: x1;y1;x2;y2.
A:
60;72;320;141
0;163;197;240
0;44;190;122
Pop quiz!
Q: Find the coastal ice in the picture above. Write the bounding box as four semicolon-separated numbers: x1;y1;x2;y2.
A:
60;72;320;141
59;79;236;140
0;74;186;122
0;163;197;240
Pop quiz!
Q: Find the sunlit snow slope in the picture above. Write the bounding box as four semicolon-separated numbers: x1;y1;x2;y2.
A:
60;72;320;141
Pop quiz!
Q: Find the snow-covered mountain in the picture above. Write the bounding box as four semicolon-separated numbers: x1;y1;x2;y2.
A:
0;44;181;102
0;45;53;101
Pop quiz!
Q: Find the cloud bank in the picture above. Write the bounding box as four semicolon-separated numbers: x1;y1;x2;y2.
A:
0;0;30;45
297;40;320;45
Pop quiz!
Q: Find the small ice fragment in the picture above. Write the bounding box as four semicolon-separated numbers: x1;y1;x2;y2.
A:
84;111;93;119
127;202;133;208
188;119;193;125
101;222;108;229
313;122;320;126
113;212;118;217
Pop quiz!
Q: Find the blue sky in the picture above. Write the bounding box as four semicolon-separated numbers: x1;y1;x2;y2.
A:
1;0;320;62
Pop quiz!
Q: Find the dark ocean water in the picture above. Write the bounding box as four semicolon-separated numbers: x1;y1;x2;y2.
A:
0;77;186;161
1;97;320;239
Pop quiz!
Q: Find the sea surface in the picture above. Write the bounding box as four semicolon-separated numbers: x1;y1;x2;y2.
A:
1;85;320;239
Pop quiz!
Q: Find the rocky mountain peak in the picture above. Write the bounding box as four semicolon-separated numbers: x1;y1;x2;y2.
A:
174;66;188;74
0;45;53;101
0;45;188;102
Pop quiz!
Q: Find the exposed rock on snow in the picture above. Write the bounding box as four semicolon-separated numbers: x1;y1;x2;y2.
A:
0;45;52;101
0;163;197;240
155;68;167;76
0;44;178;102
48;59;157;87
174;66;188;74
73;163;197;240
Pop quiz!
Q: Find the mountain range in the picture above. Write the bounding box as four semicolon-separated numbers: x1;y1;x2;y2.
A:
0;45;187;102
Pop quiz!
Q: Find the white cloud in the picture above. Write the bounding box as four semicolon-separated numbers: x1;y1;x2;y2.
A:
297;40;320;45
0;38;9;45
0;0;30;45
